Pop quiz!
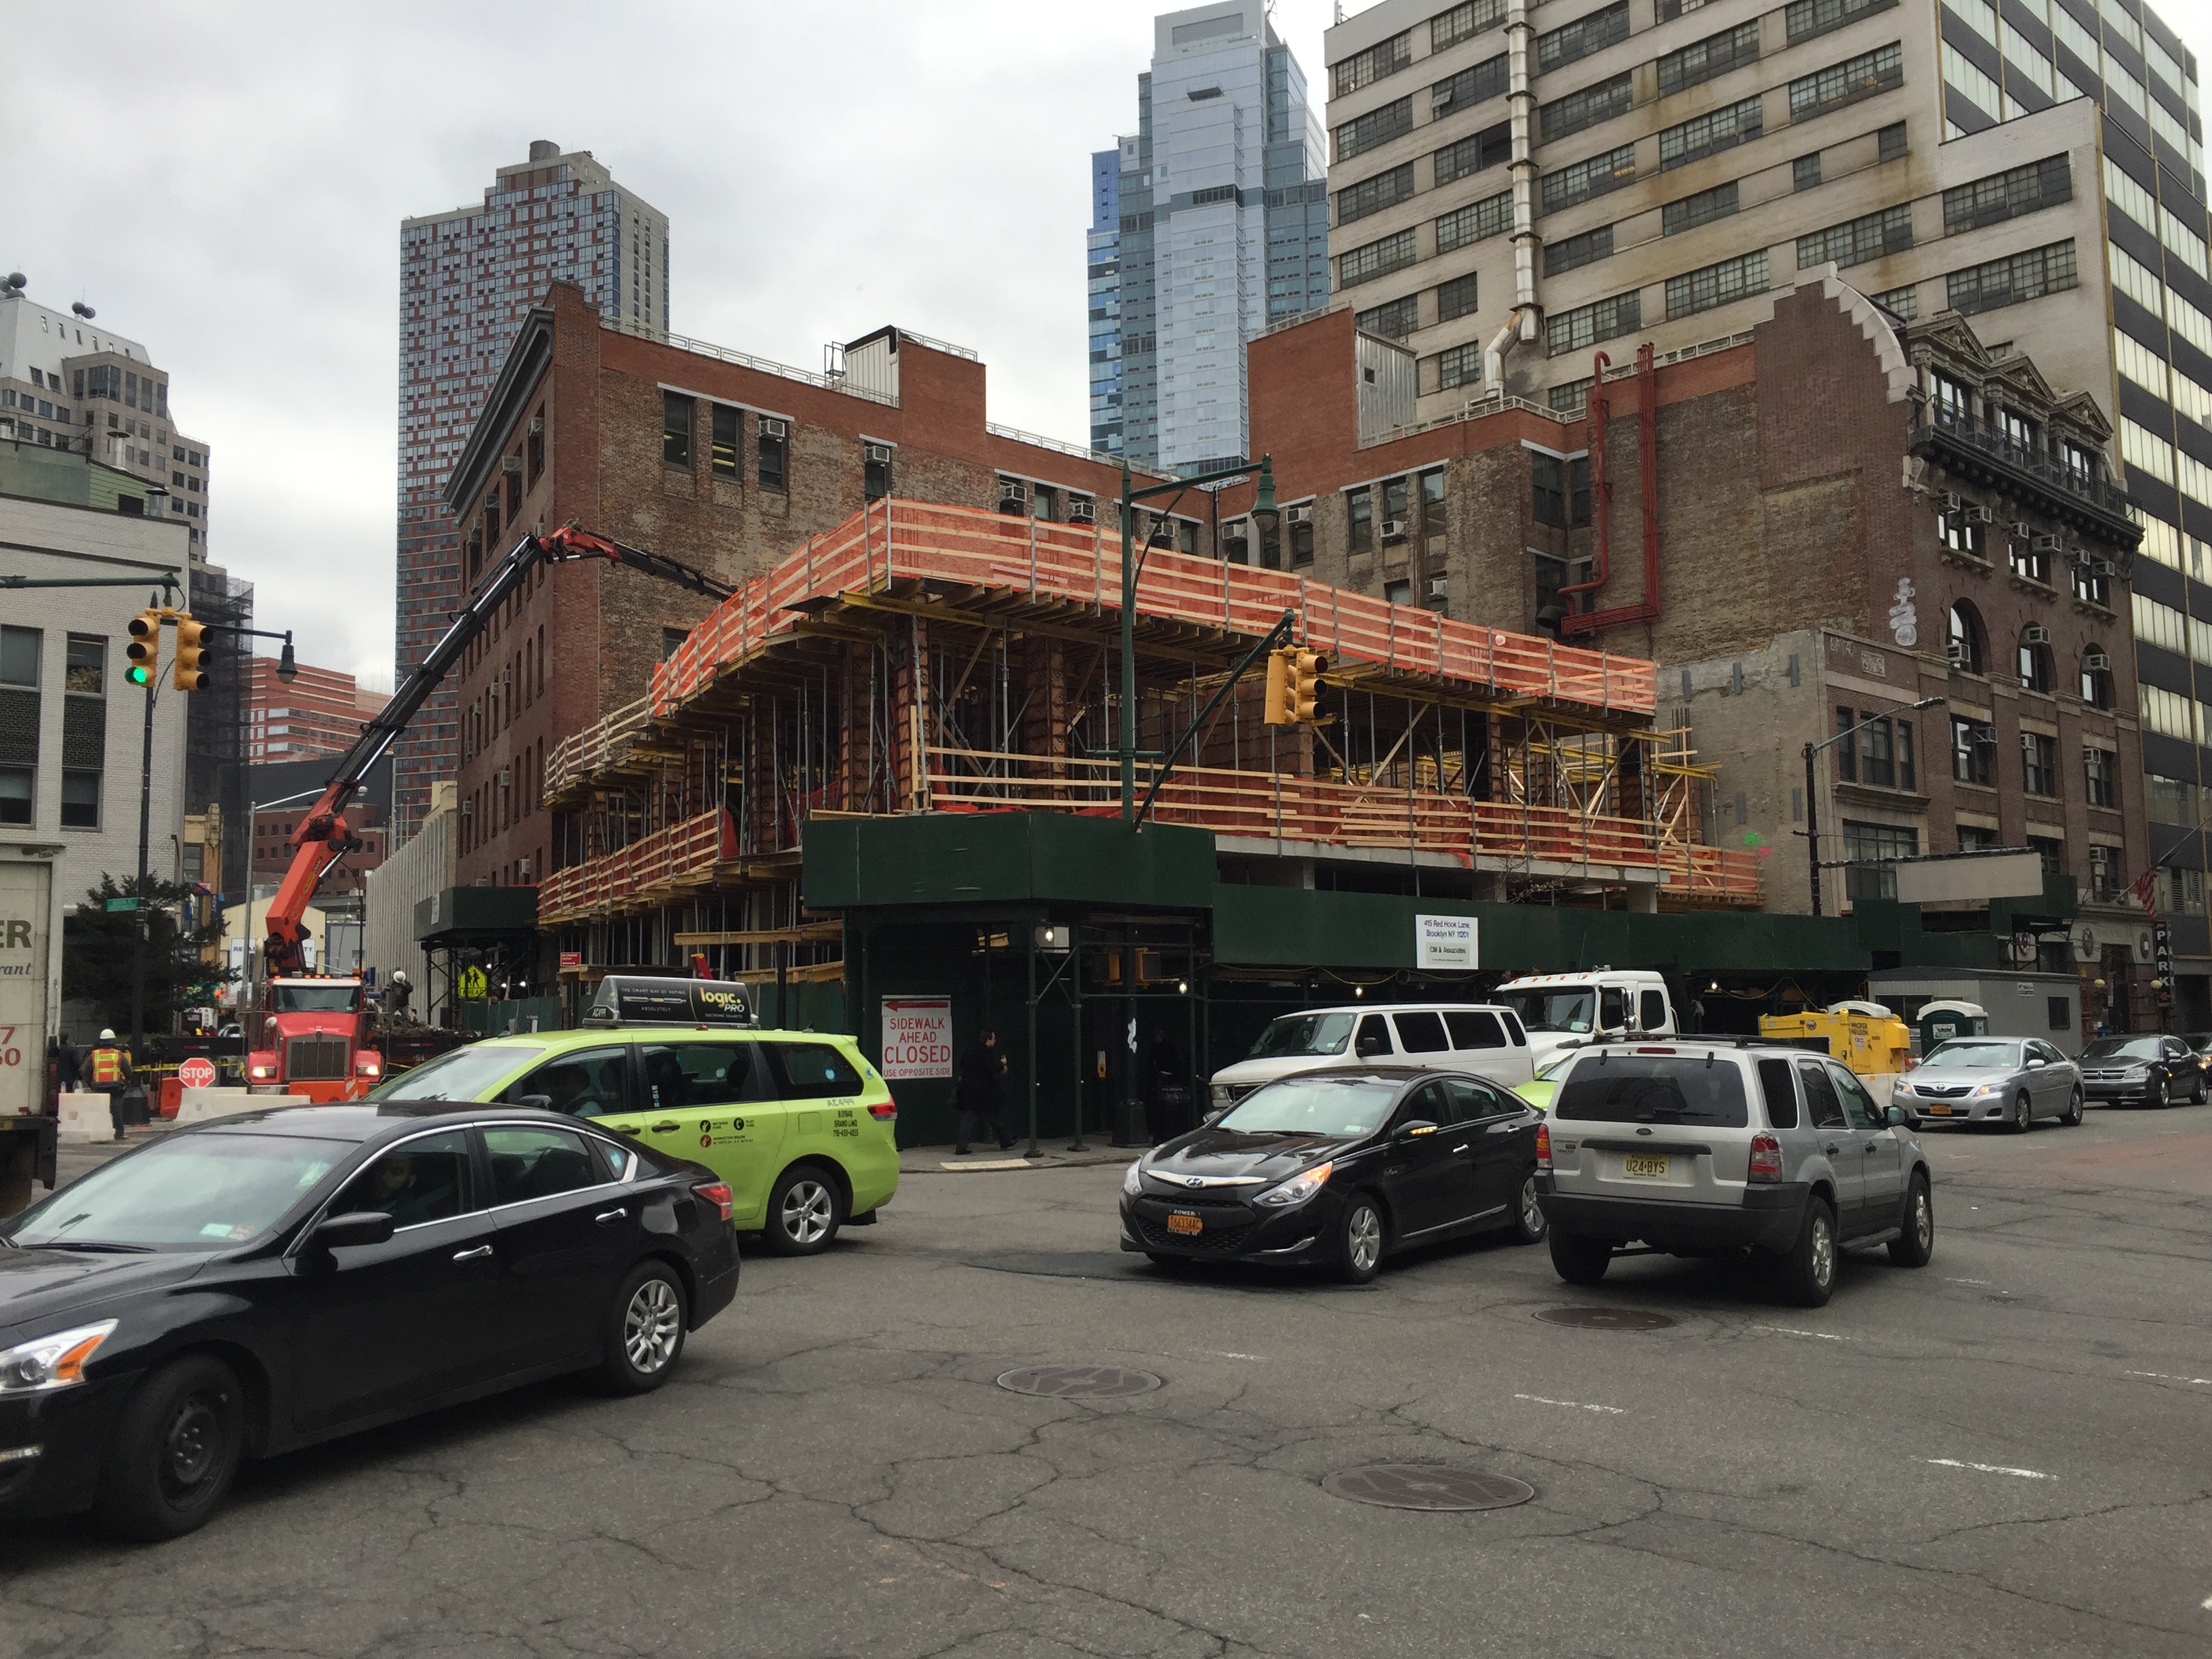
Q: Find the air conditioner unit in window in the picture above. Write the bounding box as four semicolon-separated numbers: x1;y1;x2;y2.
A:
1963;504;1994;523
1380;517;1408;541
1946;640;1969;667
2022;624;2051;646
497;768;510;789
2032;531;2061;552
1427;575;1448;597
863;442;893;465
759;417;789;439
1285;502;1313;524
998;480;1031;512
2083;651;2111;671
529;416;544;435
1067;497;1097;525
501;455;522;476
516;856;531;880
1940;491;1963;513
2010;521;2033;540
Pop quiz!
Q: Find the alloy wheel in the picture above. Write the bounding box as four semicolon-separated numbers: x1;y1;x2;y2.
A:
781;1179;836;1246
1911;1188;1932;1252
1347;1205;1382;1275
623;1277;683;1374
1809;1213;1835;1291
1520;1174;1545;1238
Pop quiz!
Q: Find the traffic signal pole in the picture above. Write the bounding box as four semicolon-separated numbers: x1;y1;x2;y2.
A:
126;636;159;1124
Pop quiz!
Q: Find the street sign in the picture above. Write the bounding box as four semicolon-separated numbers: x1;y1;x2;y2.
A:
457;966;489;1000
177;1057;217;1089
879;997;952;1080
2154;922;2175;1008
104;897;137;913
558;951;583;970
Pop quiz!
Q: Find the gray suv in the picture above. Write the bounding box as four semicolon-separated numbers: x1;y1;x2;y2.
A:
1536;1040;1935;1307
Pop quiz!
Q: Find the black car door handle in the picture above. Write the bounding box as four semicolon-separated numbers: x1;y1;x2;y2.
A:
649;1122;679;1133
452;1245;493;1262
1864;1142;1880;1153
594;1208;626;1225
1823;1143;1841;1155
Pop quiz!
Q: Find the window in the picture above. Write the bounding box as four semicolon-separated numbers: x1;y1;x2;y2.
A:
1870;284;1917;320
1843;820;1917;901
1948;602;1986;673
1334;30;1412;99
1667;251;1768;319
1797;204;1912;268
1290;513;1315;567
1340;228;1419;287
1335;98;1414;163
1838;708;1916;790
1432;0;1504;52
1657;21;1761;96
2158;864;2207;914
1788;43;1904;119
1662;182;1738;236
1532;453;1568;527
758;417;787;490
2085;745;2116;807
2022;731;2058;796
1435;123;1512;186
1338;163;1416;226
2080;647;2112;705
59;771;100;830
1357;295;1420;339
1437;273;1480;321
1436;192;1513;254
2139;683;2199;743
637;1042;769;1108
1940;502;1984;558
1549;379;1593;415
710;405;739;478
1538;3;1629;71
2018;634;2053;693
1420;468;1447;539
1446;1009;1508;1050
1437;342;1485;390
529;407;545;483
1659;96;1765;170
1793;153;1822;191
1347;486;1374;552
1393;1010;1450;1052
660;391;691;468
1545;224;1614;276
1541;73;1633;141
1946;241;2076;316
1943;156;2072;233
1431;55;1509;117
2009;531;2050;586
1759;1057;1801;1128
864;443;892;501
762;1041;866;1099
485;1126;602;1205
0;626;34;828
2026;834;2064;881
1547;291;1642;354
1785;0;1896;44
661;627;688;663
333;1130;473;1225
1541;144;1636;211
64;634;104;696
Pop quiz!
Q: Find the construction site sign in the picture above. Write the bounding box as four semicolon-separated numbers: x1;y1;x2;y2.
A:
880;998;953;1080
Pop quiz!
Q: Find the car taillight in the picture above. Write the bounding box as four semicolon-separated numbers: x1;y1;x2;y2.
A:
1748;1132;1782;1184
693;1181;734;1223
1535;1122;1551;1170
868;1098;897;1120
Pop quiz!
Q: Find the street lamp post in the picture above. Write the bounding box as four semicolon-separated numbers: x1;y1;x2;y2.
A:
1803;695;1946;917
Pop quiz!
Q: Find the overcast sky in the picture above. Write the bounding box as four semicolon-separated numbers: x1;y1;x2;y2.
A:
6;0;2211;691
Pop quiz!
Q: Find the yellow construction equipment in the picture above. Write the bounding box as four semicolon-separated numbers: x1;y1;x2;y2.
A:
1759;1004;1914;1080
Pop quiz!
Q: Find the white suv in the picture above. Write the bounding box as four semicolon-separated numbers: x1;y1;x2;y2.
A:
1536;1039;1935;1307
1210;1004;1534;1113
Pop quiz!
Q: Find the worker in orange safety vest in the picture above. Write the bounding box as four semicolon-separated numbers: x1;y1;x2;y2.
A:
87;1029;134;1136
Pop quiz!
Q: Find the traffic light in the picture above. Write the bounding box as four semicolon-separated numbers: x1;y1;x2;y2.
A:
1285;647;1324;724
171;613;208;691
1263;648;1292;725
125;608;164;687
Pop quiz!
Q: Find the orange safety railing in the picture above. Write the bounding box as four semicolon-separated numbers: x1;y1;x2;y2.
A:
1658;842;1765;905
537;807;734;923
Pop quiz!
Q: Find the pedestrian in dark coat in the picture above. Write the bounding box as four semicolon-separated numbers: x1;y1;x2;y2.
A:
954;1029;1015;1154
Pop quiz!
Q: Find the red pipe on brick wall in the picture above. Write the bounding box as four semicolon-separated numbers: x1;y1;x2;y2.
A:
1561;341;1661;637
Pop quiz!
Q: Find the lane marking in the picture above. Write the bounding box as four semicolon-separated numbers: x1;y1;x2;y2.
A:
1944;1277;1990;1286
2201;1595;2212;1611
1924;1458;2052;1480
1515;1392;1626;1414
2128;1370;2212;1387
1205;1351;1263;1361
1755;1325;1851;1342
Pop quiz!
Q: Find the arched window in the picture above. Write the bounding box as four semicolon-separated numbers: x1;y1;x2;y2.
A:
2080;644;2113;708
2018;631;2053;693
1947;602;1985;674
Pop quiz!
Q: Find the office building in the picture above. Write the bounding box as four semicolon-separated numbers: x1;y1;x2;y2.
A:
394;141;670;838
1318;0;2209;1008
1091;3;1332;472
245;655;386;763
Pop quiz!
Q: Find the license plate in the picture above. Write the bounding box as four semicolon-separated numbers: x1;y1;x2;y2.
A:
1621;1153;1670;1179
1924;1103;1952;1115
1166;1212;1203;1235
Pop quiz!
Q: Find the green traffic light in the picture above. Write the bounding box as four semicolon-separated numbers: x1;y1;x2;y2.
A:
127;665;152;686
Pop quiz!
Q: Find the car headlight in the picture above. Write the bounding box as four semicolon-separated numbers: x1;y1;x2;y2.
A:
2122;1066;2150;1080
1971;1084;2001;1097
1254;1160;1333;1208
0;1321;117;1395
1210;1084;1237;1110
1122;1160;1145;1197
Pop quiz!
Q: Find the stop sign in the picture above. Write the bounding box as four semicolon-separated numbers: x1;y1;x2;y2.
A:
178;1057;217;1090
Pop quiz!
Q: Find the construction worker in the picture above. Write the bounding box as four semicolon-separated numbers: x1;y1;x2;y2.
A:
87;1030;134;1136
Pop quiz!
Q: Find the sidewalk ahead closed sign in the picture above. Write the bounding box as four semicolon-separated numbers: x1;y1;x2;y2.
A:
1416;914;1477;970
880;997;953;1080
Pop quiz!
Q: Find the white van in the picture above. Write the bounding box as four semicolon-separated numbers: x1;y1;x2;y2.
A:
1208;1002;1535;1112
1492;969;1677;1065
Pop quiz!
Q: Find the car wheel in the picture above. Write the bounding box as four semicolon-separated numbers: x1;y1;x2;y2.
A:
2011;1091;2033;1134
2061;1088;2083;1127
1548;1229;1611;1286
93;1353;245;1542
2195;1073;2208;1106
1508;1170;1548;1245
1776;1196;1837;1309
596;1260;688;1395
763;1164;843;1256
2150;1076;2169;1111
1888;1175;1934;1269
1335;1195;1385;1285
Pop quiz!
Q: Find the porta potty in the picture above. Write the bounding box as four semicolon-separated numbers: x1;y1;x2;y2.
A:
1917;1000;1989;1054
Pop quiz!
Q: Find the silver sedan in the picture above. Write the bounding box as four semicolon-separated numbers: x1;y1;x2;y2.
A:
1889;1037;2083;1132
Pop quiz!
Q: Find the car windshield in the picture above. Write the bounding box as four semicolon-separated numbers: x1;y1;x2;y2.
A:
2081;1037;2163;1062
364;1041;546;1101
3;1132;346;1250
1921;1041;2021;1069
1555;1056;1749;1127
270;984;360;1013
1498;989;1594;1034
1212;1077;1401;1139
1246;1012;1358;1059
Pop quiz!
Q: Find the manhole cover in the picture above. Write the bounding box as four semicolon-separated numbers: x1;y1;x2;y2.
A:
996;1365;1164;1398
1322;1465;1536;1511
1535;1306;1675;1330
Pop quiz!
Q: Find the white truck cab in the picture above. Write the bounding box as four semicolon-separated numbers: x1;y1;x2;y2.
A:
1492;969;1677;1065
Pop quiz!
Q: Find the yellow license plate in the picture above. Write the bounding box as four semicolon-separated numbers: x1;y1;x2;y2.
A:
1924;1103;1952;1115
1621;1153;1670;1179
1166;1212;1203;1235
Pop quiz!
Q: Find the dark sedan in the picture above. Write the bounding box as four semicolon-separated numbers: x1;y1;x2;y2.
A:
1118;1067;1547;1284
2077;1034;2207;1108
0;1104;739;1541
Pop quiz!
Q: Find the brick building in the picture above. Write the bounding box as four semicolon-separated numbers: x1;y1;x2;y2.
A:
245;655;387;762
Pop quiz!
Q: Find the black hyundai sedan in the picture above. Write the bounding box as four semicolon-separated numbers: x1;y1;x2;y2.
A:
1118;1066;1547;1283
0;1103;739;1541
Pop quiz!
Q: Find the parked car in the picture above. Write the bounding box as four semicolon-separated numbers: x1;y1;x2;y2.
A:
1537;1039;1934;1307
1889;1037;2082;1131
0;1103;739;1540
2174;1033;2212;1089
2076;1034;2207;1109
1122;1066;1547;1284
1208;1004;1534;1113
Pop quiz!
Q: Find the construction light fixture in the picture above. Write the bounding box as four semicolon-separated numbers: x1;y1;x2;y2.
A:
276;633;298;684
1250;458;1279;536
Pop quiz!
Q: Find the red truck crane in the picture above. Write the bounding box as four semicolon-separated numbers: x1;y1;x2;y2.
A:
246;527;734;1099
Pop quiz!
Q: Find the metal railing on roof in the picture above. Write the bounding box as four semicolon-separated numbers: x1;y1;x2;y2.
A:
601;318;898;407
887;327;979;361
983;422;1147;472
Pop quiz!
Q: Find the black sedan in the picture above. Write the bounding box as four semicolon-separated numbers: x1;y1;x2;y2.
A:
0;1103;739;1541
2077;1033;2208;1108
1118;1066;1547;1284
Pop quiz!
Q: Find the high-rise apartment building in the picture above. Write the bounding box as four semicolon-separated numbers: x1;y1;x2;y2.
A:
1091;3;1332;472
245;655;387;763
1319;0;2210;1004
393;142;669;836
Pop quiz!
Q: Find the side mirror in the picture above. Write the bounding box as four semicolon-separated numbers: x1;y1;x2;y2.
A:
1885;1105;1918;1129
1201;1109;1226;1128
515;1092;554;1112
2025;1058;2045;1069
1395;1118;1439;1141
312;1210;395;1250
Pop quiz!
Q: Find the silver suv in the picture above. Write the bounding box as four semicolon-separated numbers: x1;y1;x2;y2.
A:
1535;1040;1934;1307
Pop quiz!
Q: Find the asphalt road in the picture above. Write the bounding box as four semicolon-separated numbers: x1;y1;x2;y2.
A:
5;1105;2211;1659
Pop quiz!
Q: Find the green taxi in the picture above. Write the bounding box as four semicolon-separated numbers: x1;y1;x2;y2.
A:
365;977;897;1255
